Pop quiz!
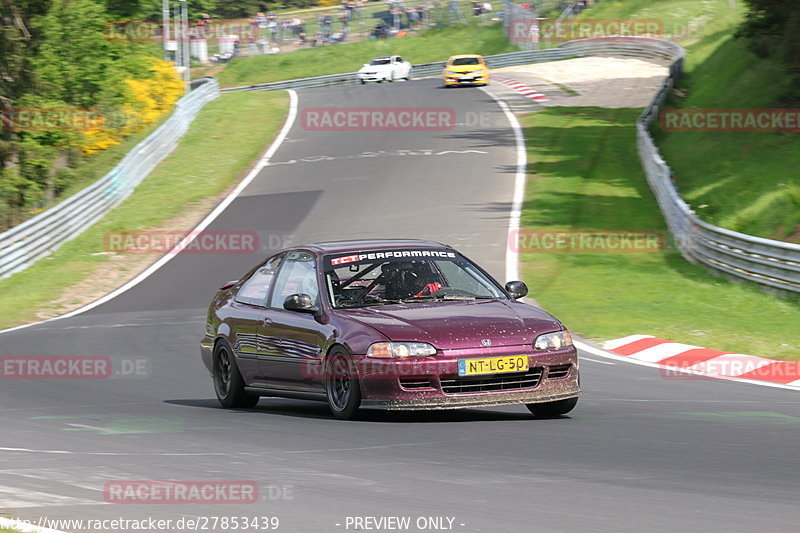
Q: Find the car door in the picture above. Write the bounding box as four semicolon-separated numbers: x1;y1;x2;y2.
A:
395;56;409;78
393;56;403;78
230;253;285;387
259;251;333;391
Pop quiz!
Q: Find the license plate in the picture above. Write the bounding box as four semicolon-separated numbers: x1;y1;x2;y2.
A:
460;77;474;81
457;355;529;376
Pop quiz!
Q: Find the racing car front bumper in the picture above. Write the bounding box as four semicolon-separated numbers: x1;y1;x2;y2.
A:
355;346;579;410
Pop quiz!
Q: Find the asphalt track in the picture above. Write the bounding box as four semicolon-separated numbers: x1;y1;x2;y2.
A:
1;78;798;533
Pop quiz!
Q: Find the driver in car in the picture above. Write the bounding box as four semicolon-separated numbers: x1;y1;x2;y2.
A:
382;261;443;300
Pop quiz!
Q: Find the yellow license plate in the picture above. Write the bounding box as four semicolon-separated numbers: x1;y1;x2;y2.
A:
457;355;529;376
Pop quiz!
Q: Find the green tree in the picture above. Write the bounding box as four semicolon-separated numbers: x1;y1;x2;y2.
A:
32;0;114;108
739;0;800;102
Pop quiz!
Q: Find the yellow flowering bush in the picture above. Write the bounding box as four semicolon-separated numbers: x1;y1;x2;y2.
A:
81;58;184;154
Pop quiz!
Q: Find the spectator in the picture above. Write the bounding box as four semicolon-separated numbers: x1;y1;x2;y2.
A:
193;13;212;39
472;1;482;17
320;14;333;33
254;12;267;40
266;11;278;42
355;0;365;22
391;7;403;28
407;7;419;28
371;21;389;39
481;1;492;19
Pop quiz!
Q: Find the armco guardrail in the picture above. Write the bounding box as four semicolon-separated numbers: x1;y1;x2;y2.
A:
0;78;220;279
222;37;682;93
634;42;800;294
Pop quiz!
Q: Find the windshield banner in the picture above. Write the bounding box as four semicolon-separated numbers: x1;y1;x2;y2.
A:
328;250;456;267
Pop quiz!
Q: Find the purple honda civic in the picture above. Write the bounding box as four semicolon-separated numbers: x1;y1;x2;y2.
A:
201;239;580;419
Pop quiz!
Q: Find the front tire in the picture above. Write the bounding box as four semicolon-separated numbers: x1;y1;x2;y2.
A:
325;348;362;420
213;340;259;409
526;397;578;418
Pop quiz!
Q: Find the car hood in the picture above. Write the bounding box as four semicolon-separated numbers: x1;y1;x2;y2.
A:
338;300;562;350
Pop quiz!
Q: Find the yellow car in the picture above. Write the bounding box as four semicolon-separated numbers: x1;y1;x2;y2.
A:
443;54;490;87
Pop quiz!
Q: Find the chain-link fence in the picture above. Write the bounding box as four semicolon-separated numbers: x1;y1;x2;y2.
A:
194;0;503;63
502;0;605;50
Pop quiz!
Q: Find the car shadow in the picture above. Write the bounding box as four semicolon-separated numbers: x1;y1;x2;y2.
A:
164;398;551;423
437;85;486;89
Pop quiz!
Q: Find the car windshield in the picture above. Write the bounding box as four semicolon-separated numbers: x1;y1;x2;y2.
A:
370;58;391;65
451;57;480;66
323;250;505;308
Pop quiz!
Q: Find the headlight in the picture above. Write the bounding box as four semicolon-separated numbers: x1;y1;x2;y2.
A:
472;69;485;74
367;342;437;358
445;70;458;76
534;330;573;350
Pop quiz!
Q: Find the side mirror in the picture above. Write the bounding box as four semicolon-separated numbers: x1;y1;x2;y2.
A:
505;281;528;300
283;293;320;315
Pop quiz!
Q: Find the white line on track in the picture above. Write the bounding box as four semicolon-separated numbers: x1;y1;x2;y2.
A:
480;88;526;285
0;90;300;336
581;357;616;365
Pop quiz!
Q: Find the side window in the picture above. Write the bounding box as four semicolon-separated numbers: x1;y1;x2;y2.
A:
269;251;320;309
235;254;284;306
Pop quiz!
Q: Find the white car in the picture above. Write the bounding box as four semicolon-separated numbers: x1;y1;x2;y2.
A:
357;56;412;84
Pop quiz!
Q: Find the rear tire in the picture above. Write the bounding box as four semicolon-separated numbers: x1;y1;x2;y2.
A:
213;340;259;409
325;347;362;420
526;397;577;418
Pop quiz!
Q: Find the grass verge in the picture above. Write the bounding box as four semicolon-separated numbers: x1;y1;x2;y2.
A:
519;107;800;361
0;91;288;331
216;21;515;87
583;0;799;242
653;36;800;241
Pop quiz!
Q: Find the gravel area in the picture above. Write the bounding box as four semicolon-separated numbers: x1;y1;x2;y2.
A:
496;56;671;108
